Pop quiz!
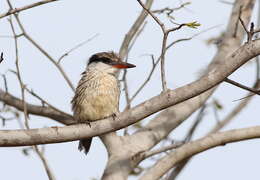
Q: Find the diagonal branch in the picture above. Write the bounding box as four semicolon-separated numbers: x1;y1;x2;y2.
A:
0;39;260;146
6;1;75;92
130;0;256;156
140;126;260;180
225;78;260;95
0;89;73;125
119;0;154;59
166;81;260;180
0;0;59;19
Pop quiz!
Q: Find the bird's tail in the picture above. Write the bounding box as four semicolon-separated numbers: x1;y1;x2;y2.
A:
78;138;92;155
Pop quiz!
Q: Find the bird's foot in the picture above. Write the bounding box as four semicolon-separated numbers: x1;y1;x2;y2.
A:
101;113;119;121
111;112;119;121
84;120;91;128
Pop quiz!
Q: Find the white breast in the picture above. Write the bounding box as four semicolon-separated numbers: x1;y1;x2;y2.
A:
72;70;120;122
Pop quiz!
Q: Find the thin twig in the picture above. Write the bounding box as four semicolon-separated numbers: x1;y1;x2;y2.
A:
33;145;56;180
137;0;168;91
170;81;260;179
0;0;59;19
6;1;75;92
166;104;206;180
119;0;154;111
152;2;191;20
8;17;29;126
0;52;3;64
0;114;16;126
167;24;221;49
239;14;257;42
137;0;167;91
185;105;206;142
219;0;233;5
57;33;99;64
24;87;67;115
130;26;219;102
212;101;221;123
143;104;206;167
1;74;8;93
8;16;56;180
137;0;190;91
122;68;131;109
122;22;148;111
130;55;159;102
210;81;260;133
144;141;184;158
224;78;260;95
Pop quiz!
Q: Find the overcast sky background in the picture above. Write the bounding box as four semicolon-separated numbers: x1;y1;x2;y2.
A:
0;0;260;179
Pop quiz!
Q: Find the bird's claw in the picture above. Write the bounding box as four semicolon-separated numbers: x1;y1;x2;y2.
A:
85;121;91;128
111;113;118;121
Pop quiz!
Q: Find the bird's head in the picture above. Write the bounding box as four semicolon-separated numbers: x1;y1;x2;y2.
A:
87;51;136;75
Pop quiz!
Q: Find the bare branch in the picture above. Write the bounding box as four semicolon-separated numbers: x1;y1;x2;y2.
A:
6;1;75;92
0;39;260;146
130;55;159;102
224;78;260;95
119;0;154;59
0;0;59;19
24;87;67;115
137;0;196;91
219;0;234;5
8;17;56;180
130;25;219;102
0;52;3;64
210;81;260;133
140;126;260;180
0;89;73;125
152;2;191;19
144;141;184;159
162;80;259;180
239;14;259;42
137;0;168;91
57;33;99;64
132;0;256;154
1;74;8;93
33;146;56;180
8;17;29;127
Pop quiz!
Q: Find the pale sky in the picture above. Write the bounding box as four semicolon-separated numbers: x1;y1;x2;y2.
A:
0;0;260;179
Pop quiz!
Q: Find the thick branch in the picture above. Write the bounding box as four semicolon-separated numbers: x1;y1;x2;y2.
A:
0;39;260;146
130;0;255;155
0;89;73;125
139;126;260;180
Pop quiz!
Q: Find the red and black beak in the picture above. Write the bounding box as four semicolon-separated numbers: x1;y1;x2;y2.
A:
110;61;136;69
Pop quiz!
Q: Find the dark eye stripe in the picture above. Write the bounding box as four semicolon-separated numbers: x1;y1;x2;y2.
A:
88;55;112;65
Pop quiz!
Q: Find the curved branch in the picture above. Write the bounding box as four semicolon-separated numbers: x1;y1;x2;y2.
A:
0;39;260;146
0;89;73;125
139;126;260;180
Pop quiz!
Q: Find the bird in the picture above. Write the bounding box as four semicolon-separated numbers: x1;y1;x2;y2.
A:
71;51;136;154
